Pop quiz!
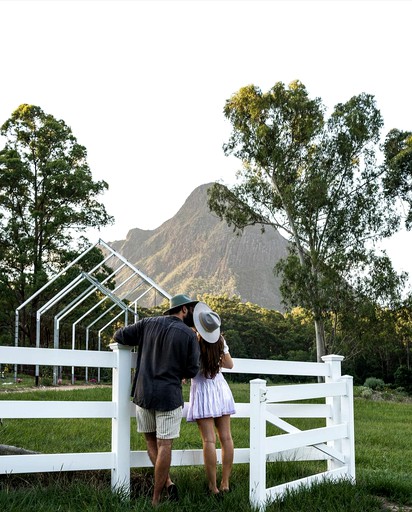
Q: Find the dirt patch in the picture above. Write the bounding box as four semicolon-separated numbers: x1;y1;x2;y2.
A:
380;497;412;512
0;384;111;394
0;444;39;455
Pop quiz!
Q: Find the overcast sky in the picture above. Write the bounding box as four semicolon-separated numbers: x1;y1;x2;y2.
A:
1;0;411;283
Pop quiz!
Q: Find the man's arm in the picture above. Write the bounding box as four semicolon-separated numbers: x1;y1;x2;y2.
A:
183;334;200;379
113;322;142;346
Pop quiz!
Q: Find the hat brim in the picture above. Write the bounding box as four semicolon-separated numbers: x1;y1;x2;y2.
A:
193;302;220;343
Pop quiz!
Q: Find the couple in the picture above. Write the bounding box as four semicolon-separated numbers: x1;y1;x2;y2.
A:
113;294;235;506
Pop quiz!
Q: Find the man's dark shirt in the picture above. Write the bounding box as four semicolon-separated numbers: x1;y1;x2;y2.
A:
113;315;200;411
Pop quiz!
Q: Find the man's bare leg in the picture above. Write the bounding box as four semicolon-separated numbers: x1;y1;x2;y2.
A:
144;433;173;489
152;438;173;506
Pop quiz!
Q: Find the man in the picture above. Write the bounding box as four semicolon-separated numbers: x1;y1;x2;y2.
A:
113;294;200;506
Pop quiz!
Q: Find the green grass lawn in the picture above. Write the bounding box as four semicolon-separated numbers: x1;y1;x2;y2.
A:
1;382;411;511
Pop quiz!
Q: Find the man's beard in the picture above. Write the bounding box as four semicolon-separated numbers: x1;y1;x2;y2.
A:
183;311;194;327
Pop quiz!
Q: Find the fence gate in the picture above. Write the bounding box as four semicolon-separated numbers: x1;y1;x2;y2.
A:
249;355;355;511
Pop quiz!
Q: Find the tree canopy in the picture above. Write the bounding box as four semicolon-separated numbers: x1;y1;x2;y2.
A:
383;129;412;228
208;80;409;361
0;104;114;344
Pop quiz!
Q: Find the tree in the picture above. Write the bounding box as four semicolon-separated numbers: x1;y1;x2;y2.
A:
0;104;114;344
393;300;412;370
208;81;407;362
383;129;412;227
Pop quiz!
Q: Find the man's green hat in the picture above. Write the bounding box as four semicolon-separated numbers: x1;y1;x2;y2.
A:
163;294;198;315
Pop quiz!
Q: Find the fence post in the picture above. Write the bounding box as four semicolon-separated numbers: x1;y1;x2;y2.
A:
322;355;344;472
250;378;267;511
110;342;132;494
341;375;356;481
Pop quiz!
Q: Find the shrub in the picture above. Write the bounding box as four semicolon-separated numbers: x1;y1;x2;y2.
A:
394;366;412;394
364;377;385;390
361;387;373;399
354;386;374;399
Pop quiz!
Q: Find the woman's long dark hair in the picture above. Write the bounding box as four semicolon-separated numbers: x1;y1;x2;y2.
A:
199;334;224;379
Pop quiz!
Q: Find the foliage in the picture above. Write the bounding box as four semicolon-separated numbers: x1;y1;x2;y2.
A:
133;294;412;385
0;104;114;347
383;129;412;228
355;386;374;399
392;300;412;370
394;365;412;393
138;294;316;366
364;377;385;390
0;104;113;280
207;80;409;362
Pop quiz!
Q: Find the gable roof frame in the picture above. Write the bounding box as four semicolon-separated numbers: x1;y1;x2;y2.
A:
14;239;170;384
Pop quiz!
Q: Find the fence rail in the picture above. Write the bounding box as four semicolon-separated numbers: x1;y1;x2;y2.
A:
0;345;354;509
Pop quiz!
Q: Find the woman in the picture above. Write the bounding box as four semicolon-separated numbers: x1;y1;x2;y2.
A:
187;302;235;497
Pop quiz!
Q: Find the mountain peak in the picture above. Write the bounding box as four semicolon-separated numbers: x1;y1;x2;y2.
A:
111;183;289;311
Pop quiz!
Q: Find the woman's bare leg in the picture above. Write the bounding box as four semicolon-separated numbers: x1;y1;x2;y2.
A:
196;418;219;494
214;415;234;491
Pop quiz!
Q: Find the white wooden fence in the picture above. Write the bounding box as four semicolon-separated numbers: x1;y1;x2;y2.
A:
0;344;354;509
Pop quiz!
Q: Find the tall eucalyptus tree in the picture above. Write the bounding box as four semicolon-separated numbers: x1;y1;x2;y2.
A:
208;81;407;362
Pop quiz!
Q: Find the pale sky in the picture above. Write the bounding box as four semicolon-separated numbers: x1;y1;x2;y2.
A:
1;0;411;284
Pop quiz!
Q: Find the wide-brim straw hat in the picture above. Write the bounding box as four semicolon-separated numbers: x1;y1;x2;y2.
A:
193;302;221;343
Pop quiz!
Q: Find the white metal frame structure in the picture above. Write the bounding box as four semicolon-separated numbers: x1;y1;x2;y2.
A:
13;239;170;384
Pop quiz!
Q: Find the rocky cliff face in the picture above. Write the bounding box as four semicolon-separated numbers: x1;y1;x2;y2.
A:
110;183;290;311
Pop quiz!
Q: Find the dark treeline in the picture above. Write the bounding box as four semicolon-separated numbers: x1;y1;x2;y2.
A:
2;289;412;391
134;294;412;389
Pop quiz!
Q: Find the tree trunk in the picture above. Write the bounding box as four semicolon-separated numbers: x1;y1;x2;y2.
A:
314;318;327;383
314;317;327;362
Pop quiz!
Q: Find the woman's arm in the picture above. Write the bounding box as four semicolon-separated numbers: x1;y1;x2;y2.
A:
221;337;234;369
221;352;234;369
